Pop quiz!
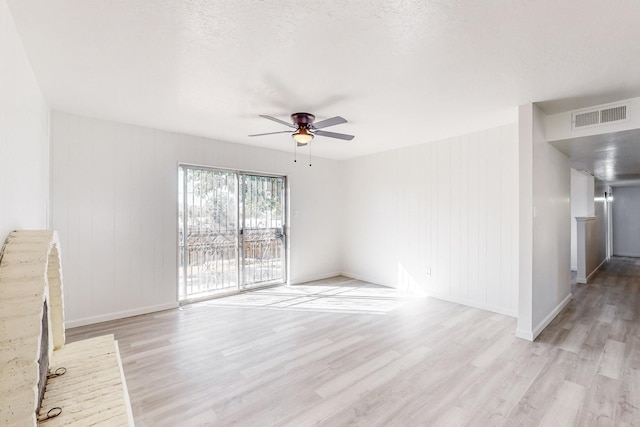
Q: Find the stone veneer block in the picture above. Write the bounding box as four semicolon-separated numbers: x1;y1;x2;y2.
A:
0;230;65;426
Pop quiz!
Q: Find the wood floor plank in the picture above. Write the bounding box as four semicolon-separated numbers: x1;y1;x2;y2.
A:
598;304;617;324
286;345;430;426
616;366;640;425
64;259;640;426
539;380;587;427
240;337;333;378
559;322;590;354
597;339;626;380
576;374;619;426
314;349;401;398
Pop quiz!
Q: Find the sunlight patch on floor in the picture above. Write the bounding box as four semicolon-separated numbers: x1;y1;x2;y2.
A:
195;284;424;314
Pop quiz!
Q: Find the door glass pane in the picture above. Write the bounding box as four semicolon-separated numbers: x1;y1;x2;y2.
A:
179;167;238;300
240;174;286;288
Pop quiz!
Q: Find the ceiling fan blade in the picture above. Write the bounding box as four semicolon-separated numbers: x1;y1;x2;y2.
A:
314;129;355;141
313;116;347;129
259;115;295;128
248;131;292;137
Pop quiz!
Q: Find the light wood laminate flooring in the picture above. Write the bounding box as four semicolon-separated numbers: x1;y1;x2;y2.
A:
67;257;640;426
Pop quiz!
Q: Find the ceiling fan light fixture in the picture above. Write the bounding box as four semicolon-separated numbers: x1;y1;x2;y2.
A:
292;128;313;145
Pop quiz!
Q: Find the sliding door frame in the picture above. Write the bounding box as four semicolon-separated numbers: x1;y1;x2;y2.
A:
177;163;288;304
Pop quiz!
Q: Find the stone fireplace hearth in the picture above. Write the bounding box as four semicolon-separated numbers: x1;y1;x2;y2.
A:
0;230;133;426
0;231;65;425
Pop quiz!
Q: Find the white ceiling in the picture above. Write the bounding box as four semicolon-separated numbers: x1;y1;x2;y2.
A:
550;129;640;187
8;0;640;160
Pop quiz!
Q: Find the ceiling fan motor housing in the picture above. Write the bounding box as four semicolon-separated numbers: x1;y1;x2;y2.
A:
291;112;315;128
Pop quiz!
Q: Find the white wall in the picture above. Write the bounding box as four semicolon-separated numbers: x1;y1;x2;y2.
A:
519;104;571;341
570;170;595;270
570;170;587;270
575;217;600;283
0;0;49;242
518;105;534;338
574;179;607;283
612;185;640;257
594;179;609;263
532;104;571;338
342;124;519;316
51;111;343;326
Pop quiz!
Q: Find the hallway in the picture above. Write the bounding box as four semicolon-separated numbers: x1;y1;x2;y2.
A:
530;256;640;425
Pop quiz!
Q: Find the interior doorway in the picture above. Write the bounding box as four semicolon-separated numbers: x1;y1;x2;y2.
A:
178;165;287;301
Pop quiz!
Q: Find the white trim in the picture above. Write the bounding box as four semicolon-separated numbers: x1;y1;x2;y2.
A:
426;292;517;317
341;272;516;317
578;257;607;284
339;271;389;288
515;328;534;341
531;292;572;340
65;302;179;328
586;258;607;281
289;271;343;286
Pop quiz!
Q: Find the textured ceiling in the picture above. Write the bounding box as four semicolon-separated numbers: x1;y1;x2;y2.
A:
8;0;640;160
551;129;640;187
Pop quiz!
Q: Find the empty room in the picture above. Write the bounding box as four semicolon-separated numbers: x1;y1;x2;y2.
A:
2;1;640;426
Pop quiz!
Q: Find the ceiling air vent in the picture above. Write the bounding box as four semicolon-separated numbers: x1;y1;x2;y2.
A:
572;104;628;130
600;105;626;123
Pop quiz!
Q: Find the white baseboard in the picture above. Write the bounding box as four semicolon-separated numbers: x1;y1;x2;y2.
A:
288;271;343;286
531;292;572;340
341;272;516;317
586;258;607;282
426;292;517;317
515;328;534;341
65;302;179;328
339;271;391;288
578;257;608;284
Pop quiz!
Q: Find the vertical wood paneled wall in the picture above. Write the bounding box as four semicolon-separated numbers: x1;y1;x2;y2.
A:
51;111;520;325
51;111;343;326
342;124;519;316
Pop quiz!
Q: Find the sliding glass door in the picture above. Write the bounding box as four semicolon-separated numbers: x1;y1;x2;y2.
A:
178;166;286;301
240;174;286;289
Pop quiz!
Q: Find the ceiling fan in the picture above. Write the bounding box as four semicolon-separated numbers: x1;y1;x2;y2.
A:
249;112;355;146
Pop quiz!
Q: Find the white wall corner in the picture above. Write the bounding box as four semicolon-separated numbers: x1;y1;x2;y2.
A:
517;103;534;339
